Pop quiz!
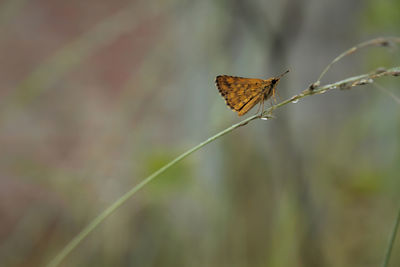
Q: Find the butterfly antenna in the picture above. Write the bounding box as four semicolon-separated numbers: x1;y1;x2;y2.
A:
277;69;290;79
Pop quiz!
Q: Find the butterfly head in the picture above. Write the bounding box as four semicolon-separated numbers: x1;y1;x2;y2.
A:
268;70;289;99
271;78;280;86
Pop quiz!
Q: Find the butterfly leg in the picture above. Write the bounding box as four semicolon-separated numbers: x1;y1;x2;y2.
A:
255;101;261;114
261;95;265;113
254;94;265;116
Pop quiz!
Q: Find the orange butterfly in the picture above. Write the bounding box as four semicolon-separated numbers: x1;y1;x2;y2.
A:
215;70;289;116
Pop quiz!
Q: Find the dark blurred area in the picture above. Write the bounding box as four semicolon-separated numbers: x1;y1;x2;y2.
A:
0;0;400;266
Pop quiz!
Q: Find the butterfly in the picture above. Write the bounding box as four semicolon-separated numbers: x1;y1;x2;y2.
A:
215;70;289;116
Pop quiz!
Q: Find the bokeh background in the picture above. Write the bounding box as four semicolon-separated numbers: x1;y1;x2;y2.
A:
0;0;399;266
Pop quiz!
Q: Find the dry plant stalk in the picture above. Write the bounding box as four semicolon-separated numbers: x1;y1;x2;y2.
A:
47;37;400;267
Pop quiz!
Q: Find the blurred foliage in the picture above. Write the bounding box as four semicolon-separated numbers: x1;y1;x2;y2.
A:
0;0;399;267
362;0;400;32
144;150;192;198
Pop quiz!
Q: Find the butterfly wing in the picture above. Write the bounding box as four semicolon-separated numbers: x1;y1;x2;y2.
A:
215;75;266;116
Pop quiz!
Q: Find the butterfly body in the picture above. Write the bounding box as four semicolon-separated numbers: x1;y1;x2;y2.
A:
215;70;288;116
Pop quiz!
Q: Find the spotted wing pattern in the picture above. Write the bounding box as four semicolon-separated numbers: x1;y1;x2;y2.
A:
215;75;271;116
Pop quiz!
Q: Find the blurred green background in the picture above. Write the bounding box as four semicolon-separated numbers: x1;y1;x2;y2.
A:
0;0;399;266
